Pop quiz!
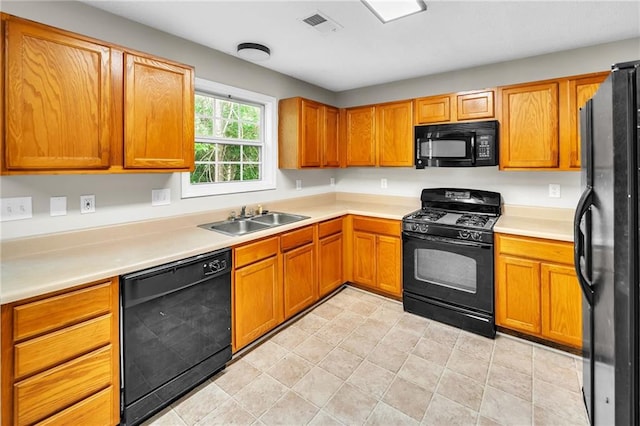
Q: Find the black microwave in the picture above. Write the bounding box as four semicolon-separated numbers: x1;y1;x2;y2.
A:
415;120;499;168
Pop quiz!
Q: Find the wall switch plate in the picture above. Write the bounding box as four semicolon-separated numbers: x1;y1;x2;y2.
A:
296;179;302;190
1;197;33;221
381;178;388;189
330;177;335;187
80;195;96;214
548;184;561;198
50;196;67;216
152;189;171;206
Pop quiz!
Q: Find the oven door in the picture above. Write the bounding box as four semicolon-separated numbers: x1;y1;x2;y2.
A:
402;231;493;313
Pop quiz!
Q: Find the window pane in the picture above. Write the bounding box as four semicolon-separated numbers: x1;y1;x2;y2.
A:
240;104;260;122
191;163;215;184
242;146;261;161
195;117;213;137
242;164;260;181
195;95;214;116
219;164;240;181
242;123;260;141
219;144;241;162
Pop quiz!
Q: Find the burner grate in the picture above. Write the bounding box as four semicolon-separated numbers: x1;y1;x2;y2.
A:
417;209;447;222
456;214;489;227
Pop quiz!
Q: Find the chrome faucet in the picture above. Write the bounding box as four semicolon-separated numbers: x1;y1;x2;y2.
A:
240;206;246;217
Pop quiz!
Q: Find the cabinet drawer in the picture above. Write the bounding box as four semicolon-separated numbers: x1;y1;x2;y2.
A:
496;234;573;265
352;216;401;237
235;236;279;268
281;226;314;251
318;217;342;238
15;345;113;426
14;314;113;379
36;386;115;426
13;281;113;341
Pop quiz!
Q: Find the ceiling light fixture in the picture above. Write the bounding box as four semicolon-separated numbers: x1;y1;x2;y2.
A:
361;0;427;23
237;43;271;61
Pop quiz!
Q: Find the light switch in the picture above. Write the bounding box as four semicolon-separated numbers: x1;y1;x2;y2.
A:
50;196;67;216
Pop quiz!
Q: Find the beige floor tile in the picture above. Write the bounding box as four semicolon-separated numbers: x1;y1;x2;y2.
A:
355;318;394;340
381;327;420;353
446;348;490;383
293;366;344;407
259;391;319;425
394;312;430;336
213;359;261;395
313;302;344;320
534;346;578;368
487;361;532;401
241;341;289;372
534;354;581;393
412;337;453;366
492;344;533;375
348;287;387;306
270;324;311;351
266;353;312;388
324;383;378;425
233;373;289;418
533;379;588;424
196;399;256;425
308;410;344;426
367;305;404;324
423;321;460;348
318;347;364;380
398;354;444;392
382;377;432;421
331;310;367;331
436;369;484;411
480;386;532;425
144;407;187;426
365;402;420;425
534;403;589;426
347;360;395;398
346;300;379;316
172;381;230;425
339;330;380;358
293;312;329;334
455;332;495;362
366;342;409;373
423;394;478;426
381;299;404;312
294;335;335;364
494;334;533;356
315;322;353;346
477;415;502;426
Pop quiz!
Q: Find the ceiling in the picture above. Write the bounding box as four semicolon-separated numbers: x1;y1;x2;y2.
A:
83;1;640;92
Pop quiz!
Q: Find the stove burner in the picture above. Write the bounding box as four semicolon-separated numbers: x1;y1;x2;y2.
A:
456;214;489;227
416;209;447;222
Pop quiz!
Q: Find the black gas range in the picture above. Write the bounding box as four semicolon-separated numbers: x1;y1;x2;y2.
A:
402;188;502;338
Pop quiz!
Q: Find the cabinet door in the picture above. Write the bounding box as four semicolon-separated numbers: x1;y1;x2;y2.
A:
5;19;111;170
233;256;281;350
541;263;582;348
414;95;450;124
376;235;401;296
345;106;375;166
566;73;608;169
283;243;317;318
495;255;541;334
318;233;343;297
352;231;376;287
124;53;194;169
456;90;494;121
500;82;559;169
323;106;340;167
300;99;322;167
377;101;413;167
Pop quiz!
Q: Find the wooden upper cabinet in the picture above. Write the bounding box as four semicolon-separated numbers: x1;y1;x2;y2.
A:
499;81;560;169
278;97;339;169
4;17;112;171
414;90;494;124
376;100;413;167
345;105;376;166
124;53;194;170
564;72;609;169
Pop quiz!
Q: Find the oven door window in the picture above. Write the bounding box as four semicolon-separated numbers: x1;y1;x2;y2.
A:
415;249;477;293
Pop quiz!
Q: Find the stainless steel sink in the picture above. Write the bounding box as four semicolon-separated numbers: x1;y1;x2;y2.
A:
199;212;310;236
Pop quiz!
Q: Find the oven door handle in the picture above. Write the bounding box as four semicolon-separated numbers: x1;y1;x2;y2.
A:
403;232;492;249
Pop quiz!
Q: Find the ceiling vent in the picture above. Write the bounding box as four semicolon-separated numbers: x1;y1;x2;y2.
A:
301;11;343;34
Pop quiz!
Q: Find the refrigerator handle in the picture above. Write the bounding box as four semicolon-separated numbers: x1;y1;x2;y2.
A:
574;186;594;305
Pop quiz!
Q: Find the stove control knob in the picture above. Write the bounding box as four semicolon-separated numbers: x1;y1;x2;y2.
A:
412;223;419;231
420;224;429;232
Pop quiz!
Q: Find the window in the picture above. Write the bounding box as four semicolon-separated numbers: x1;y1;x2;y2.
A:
182;79;276;197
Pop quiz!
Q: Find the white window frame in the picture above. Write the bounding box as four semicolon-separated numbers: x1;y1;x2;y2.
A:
181;78;277;198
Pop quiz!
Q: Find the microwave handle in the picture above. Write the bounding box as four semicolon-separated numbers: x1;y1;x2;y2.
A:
470;136;476;165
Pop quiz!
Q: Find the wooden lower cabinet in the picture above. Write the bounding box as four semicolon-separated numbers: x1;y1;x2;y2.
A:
318;232;344;297
495;233;582;348
282;226;317;319
1;278;120;426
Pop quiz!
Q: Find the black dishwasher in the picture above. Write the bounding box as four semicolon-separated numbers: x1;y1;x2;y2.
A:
120;248;232;425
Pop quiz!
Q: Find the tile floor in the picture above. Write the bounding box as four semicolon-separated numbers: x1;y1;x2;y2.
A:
144;286;588;426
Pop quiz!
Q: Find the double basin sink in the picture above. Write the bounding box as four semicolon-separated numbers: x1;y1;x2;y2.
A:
199;212;310;236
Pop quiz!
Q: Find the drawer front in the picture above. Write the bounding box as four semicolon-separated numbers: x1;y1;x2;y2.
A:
35;386;115;426
281;225;314;251
14;314;112;379
15;345;113;426
496;234;573;265
352;216;401;237
235;236;279;268
13;281;113;341
318;217;342;238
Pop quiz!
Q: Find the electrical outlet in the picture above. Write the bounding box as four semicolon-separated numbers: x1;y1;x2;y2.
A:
548;184;561;198
381;178;388;189
80;195;95;214
296;179;302;190
50;196;67;217
152;189;171;206
0;197;33;221
330;177;335;187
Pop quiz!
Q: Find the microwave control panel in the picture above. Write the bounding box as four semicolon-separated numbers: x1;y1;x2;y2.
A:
476;135;493;159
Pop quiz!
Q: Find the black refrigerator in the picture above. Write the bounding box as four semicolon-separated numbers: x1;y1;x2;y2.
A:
575;60;639;425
